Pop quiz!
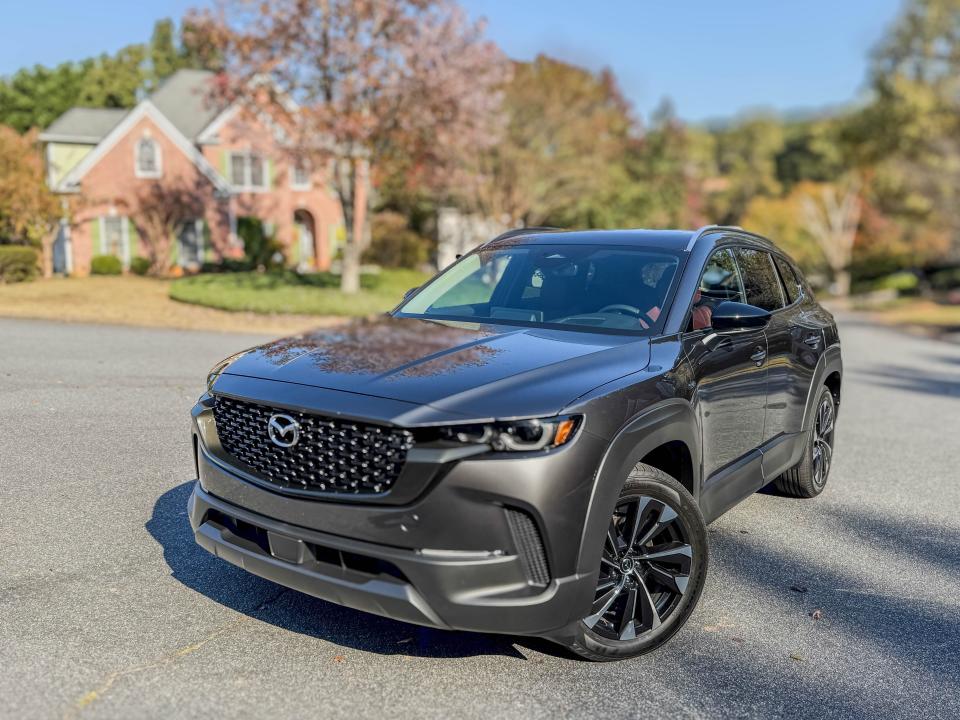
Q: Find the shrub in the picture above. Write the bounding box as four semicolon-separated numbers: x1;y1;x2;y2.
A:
238;216;285;269
362;211;430;268
0;245;39;282
874;271;919;294
91;254;123;275
130;256;151;276
200;257;255;273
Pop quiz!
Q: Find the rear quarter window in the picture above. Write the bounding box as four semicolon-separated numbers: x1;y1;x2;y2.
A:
772;255;802;305
735;248;785;311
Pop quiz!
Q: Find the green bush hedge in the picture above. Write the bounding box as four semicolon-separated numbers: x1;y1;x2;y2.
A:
91;254;123;275
0;245;39;283
362;211;430;268
200;257;255;273
130;256;151;276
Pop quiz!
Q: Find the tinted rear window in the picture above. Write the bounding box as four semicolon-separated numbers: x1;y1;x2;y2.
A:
773;255;802;305
735;248;784;311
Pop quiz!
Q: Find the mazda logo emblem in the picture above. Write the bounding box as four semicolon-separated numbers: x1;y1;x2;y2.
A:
267;413;300;448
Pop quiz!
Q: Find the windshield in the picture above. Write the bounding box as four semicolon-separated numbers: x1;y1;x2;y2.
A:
397;244;682;334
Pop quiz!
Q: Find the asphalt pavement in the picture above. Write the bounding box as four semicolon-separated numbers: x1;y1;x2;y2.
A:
1;314;958;720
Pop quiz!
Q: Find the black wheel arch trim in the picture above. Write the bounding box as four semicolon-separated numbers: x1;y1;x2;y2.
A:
575;399;701;578
800;344;842;433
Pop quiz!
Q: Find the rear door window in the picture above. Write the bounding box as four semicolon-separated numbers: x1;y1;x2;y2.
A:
735;248;785;311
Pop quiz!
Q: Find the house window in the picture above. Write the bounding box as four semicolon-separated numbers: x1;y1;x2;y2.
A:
135;138;161;178
103;217;124;256
178;219;203;267
98;215;130;268
228;151;268;191
292;161;311;190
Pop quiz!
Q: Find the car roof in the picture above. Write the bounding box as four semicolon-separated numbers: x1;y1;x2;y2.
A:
482;226;770;253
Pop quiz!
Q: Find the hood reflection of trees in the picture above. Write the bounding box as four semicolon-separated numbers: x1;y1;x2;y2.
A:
257;317;503;378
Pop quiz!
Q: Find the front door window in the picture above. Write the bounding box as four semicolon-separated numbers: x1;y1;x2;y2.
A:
179;221;202;267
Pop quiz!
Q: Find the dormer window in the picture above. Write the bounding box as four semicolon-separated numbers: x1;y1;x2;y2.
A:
135;137;161;178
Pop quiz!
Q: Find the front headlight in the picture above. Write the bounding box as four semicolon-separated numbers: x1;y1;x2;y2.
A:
205;350;251;394
437;416;581;452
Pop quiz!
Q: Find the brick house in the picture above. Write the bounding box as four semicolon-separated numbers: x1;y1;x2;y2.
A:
40;70;363;275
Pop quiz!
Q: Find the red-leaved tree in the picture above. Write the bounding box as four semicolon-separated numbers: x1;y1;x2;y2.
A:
192;0;510;292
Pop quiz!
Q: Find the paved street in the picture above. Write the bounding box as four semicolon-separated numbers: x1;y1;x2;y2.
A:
1;315;958;720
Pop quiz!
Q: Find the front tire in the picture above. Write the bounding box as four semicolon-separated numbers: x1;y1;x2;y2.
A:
774;386;836;498
562;464;708;661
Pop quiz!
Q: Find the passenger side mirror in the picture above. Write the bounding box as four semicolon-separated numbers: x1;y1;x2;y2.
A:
711;301;771;331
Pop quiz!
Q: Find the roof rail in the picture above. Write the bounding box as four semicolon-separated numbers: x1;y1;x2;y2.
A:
684;224;742;251
486;226;563;244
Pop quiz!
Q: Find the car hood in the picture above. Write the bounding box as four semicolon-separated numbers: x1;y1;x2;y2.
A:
221;315;651;420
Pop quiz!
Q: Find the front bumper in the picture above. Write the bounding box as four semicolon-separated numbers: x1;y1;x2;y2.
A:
189;388;609;637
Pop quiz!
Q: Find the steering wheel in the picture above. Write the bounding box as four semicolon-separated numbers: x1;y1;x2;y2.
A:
597;304;642;317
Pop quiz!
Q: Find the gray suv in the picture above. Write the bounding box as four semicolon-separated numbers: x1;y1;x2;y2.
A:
189;226;842;660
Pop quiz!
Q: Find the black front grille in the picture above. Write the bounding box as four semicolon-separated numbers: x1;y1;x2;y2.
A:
212;395;414;495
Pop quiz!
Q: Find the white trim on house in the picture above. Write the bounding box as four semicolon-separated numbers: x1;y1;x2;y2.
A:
121;216;131;268
58;101;231;194
64;221;73;274
195;104;240;145
133;135;162;179
38;133;105;144
195;99;292;148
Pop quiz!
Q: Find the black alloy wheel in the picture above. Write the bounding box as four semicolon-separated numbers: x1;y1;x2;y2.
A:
561;464;708;661
775;386;837;498
812;392;835;490
585;495;693;640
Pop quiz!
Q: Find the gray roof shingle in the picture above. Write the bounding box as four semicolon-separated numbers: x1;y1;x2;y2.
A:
42;107;129;142
149;69;225;140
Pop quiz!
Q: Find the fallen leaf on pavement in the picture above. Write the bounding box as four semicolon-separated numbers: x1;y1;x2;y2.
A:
810;609;824;621
790;653;804;662
332;655;346;663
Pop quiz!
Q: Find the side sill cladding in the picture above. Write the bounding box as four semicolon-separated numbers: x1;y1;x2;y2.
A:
574;399;701;577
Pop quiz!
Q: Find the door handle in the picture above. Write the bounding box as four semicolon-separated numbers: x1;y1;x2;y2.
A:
750;347;766;365
803;333;822;348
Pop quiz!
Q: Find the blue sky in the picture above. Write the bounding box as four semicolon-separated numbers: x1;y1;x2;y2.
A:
0;0;904;122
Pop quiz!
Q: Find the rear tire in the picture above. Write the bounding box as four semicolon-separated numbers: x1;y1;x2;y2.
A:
774;386;836;498
560;464;708;661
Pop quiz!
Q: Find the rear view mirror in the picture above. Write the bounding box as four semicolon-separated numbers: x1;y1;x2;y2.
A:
711;301;771;331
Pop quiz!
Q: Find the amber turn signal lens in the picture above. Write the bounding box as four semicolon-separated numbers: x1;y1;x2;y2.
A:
554;419;576;447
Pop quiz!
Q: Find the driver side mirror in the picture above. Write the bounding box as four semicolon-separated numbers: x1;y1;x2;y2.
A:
711;301;771;331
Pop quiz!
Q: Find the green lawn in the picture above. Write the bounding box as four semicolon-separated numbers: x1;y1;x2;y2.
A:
169;269;430;316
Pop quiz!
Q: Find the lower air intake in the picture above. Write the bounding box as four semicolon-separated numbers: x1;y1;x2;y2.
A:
504;507;550;587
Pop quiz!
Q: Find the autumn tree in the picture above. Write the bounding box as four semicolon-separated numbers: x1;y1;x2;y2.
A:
0;126;62;275
454;55;635;229
196;0;509;293
850;0;960;259
798;179;863;297
709;115;785;225
126;177;210;275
